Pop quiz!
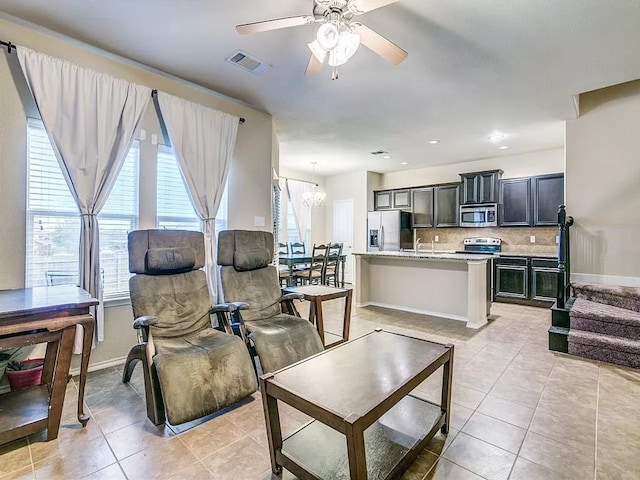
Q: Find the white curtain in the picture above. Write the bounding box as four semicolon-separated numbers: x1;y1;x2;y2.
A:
18;47;151;351
286;179;313;244
156;92;239;303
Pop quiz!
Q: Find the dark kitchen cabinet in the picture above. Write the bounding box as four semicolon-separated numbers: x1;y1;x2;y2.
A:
493;256;559;305
374;190;392;210
532;174;564;226
499;178;532;226
411;188;434;227
531;258;559;302
494;257;529;300
460;170;502;204
434;184;460;227
393;189;412;209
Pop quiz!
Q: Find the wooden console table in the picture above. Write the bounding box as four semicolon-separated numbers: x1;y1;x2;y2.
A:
284;285;352;348
261;330;454;479
0;286;98;445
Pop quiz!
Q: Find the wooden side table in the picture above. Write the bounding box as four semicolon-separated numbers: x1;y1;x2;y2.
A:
0;286;98;445
284;285;352;348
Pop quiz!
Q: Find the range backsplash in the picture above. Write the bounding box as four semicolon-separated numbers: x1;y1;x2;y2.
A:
414;226;558;256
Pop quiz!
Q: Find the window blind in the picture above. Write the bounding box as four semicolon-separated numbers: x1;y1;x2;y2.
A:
25;118;139;299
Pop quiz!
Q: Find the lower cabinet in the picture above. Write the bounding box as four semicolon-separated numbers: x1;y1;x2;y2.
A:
493;256;558;305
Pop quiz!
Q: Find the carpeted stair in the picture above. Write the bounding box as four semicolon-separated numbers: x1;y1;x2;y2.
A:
567;283;640;368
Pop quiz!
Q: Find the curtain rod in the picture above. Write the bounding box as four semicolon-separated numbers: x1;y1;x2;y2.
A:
0;40;246;125
151;89;245;124
1;40;15;53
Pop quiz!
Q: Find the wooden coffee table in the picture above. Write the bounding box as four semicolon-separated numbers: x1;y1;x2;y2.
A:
260;329;454;480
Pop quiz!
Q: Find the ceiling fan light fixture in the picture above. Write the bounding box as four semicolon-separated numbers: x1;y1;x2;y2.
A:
328;30;360;66
316;22;340;51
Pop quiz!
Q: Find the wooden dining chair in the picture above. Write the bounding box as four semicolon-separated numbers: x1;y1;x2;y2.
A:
289;242;306;255
294;244;327;285
324;243;343;287
277;242;289;256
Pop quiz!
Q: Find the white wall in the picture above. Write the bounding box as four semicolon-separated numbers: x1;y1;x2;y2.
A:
324;170;369;253
0;15;275;368
566;80;640;285
382;148;564;189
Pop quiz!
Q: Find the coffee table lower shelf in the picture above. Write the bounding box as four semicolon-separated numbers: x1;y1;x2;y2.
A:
278;395;444;480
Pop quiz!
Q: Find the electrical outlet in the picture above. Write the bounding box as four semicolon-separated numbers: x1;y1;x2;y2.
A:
435;235;439;242
530;235;536;243
254;216;265;227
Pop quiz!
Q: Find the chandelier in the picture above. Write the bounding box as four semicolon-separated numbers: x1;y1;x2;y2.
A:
302;162;326;207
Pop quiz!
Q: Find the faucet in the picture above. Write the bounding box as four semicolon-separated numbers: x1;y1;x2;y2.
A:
415;237;422;251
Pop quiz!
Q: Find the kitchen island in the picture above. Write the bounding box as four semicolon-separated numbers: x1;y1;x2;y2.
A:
354;251;493;329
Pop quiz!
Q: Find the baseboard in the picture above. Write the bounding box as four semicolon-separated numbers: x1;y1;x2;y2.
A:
571;273;640;288
357;301;468;323
69;356;127;377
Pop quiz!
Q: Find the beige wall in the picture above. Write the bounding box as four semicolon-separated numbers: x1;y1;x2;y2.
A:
0;15;275;368
566;80;640;285
382;148;564;189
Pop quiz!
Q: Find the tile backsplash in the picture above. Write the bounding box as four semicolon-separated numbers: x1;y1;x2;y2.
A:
414;226;558;256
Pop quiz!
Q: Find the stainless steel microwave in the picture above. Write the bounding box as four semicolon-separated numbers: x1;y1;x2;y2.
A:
459;204;498;227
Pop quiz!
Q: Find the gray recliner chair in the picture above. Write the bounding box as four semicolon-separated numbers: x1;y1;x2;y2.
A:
216;230;324;373
122;229;257;426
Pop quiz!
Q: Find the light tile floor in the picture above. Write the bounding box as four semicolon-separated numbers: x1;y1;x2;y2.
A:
1;300;640;480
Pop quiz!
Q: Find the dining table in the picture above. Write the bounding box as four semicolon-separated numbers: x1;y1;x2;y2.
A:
279;253;346;287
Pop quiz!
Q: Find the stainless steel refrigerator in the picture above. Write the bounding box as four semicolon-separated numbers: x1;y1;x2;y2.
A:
367;211;413;252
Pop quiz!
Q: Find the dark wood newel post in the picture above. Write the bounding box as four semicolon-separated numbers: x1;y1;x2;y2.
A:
557;205;567;309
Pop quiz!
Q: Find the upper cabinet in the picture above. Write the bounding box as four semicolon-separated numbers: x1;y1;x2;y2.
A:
374;190;392;210
499;177;532;226
498;173;564;227
460;170;503;204
374;189;412;210
412;188;434;228
532;174;564;226
434;184;460;227
392;189;411;209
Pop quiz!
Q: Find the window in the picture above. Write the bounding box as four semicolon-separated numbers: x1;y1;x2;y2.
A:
26;118;81;288
25;118;140;299
282;187;310;246
157;145;228;235
99;145;139;298
157;145;201;231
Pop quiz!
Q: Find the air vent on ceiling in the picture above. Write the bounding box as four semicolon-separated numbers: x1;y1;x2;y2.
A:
226;50;270;74
370;150;389;156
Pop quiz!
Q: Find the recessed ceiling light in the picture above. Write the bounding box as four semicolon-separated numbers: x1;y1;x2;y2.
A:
400;162;409;165
499;145;510;150
488;132;506;143
429;140;439;144
382;155;391;159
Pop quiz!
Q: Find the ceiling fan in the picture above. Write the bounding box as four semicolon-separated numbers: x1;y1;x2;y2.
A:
236;0;408;79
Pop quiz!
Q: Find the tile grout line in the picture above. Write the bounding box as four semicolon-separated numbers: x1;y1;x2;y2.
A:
504;351;558;479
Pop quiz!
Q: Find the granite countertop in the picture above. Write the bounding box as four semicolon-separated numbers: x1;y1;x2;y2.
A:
497;252;558;258
354;251;494;261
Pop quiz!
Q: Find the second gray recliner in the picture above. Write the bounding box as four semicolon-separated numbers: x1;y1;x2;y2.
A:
217;230;324;373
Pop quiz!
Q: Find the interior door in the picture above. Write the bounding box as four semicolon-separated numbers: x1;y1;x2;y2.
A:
333;199;354;284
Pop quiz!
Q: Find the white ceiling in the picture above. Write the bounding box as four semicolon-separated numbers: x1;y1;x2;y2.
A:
1;0;640;176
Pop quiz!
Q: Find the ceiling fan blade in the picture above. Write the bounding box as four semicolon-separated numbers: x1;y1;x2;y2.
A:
305;53;324;76
352;23;408;65
349;0;399;14
236;15;314;35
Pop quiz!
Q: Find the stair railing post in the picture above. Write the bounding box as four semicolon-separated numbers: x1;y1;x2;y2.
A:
557;205;567;309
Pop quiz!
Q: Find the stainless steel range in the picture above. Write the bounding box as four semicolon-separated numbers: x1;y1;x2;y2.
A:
457;237;502;255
